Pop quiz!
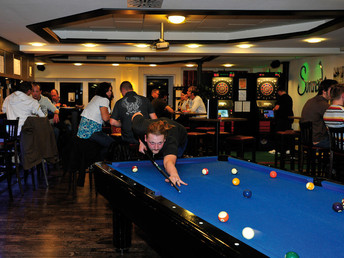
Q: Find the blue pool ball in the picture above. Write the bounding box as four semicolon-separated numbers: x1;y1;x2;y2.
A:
243;189;252;198
332;202;343;212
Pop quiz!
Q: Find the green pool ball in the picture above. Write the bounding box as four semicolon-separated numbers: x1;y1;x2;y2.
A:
285;251;299;258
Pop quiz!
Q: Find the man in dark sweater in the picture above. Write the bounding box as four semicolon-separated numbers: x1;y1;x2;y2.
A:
110;81;157;144
273;87;294;131
132;112;188;187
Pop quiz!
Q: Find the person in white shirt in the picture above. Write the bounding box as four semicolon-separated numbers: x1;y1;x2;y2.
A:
2;82;45;135
186;86;207;117
31;83;59;124
77;82;115;158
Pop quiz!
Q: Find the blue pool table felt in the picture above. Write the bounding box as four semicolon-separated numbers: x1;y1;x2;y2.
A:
108;156;344;258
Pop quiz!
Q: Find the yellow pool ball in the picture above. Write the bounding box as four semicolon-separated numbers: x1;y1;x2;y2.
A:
306;182;315;190
232;178;240;186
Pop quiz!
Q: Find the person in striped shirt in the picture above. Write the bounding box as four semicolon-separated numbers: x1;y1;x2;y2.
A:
323;84;344;128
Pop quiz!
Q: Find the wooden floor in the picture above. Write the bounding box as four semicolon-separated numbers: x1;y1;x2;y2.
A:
0;166;161;257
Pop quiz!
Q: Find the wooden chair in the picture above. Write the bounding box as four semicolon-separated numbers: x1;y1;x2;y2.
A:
274;130;299;171
225;135;256;162
299;121;329;176
0;118;23;200
328;126;344;180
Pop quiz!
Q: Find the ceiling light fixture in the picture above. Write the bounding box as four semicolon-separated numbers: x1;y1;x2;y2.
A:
82;43;97;47
30;42;46;47
135;44;150;48
74;63;83;66
35;62;45;65
237;44;253;49
186;64;194;67
304;38;325;43
186;44;201;49
149;64;157;67
168;16;185;24
223;64;233;67
112;63;119;66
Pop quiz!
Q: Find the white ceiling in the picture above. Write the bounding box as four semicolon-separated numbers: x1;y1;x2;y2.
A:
1;0;344;69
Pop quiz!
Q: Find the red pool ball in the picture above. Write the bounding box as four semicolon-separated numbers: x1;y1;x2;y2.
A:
218;211;229;222
202;168;209;175
270;171;277;178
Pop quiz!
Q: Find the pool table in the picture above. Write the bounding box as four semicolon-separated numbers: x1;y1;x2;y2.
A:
93;156;344;257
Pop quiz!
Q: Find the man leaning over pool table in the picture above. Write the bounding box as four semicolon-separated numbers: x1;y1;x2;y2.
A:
131;112;188;187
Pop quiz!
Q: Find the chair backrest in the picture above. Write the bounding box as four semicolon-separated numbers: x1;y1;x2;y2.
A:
0;118;19;144
328;126;344;153
299;121;313;146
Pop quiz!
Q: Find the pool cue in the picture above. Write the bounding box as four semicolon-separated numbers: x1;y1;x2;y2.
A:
145;151;181;193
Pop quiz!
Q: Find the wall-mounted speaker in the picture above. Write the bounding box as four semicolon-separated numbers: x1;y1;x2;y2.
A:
270;60;281;68
37;65;45;71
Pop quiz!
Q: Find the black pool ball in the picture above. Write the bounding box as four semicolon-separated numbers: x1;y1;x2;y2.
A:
332;202;343;212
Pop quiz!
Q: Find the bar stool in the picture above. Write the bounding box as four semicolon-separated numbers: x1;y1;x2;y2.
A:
274;130;299;171
299;122;329;176
225;135;256;162
186;132;207;156
206;131;231;155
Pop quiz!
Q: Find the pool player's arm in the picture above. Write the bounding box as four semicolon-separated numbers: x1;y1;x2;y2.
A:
163;154;187;187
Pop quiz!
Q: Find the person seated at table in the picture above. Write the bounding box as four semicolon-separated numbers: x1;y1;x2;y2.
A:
132;112;188;187
185;86;206;117
324;83;344;128
50;89;67;108
176;90;189;112
2;81;45;135
301;79;337;148
152;90;174;119
32;83;60;124
77;82;115;159
110;81;157;144
150;88;160;102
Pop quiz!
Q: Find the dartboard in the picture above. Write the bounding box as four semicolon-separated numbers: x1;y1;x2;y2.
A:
260;82;274;96
215;81;229;96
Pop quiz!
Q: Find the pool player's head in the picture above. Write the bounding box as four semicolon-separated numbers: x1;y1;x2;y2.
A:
145;120;174;154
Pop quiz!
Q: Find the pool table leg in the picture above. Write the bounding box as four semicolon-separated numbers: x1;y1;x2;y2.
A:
113;208;132;253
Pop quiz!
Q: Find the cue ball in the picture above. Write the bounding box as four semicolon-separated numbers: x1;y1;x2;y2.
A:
218;211;229;222
232;178;240;186
306;182;315;190
242;227;254;239
202;168;209;175
132;166;138;172
231;168;238;174
270;171;277;178
285;251;299;258
243;189;252;198
332;202;343;212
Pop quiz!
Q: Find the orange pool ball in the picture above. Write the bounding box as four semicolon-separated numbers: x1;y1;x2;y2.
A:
218;211;229;222
270;171;277;178
232;178;240;186
306;182;315;190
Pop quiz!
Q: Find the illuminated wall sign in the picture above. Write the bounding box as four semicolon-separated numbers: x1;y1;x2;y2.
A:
298;61;323;96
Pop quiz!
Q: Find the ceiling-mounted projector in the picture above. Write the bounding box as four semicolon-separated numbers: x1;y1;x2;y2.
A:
151;22;169;50
154;39;169;50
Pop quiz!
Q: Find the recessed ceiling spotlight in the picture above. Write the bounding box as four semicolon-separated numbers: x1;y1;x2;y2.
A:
112;63;119;66
149;64;157;67
168;16;185;24
186;44;201;49
82;43;97;47
186;64;194;67
237;44;253;49
304;38;325;43
135;44;150;48
35;62;45;65
223;64;233;67
74;63;83;66
30;42;46;47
